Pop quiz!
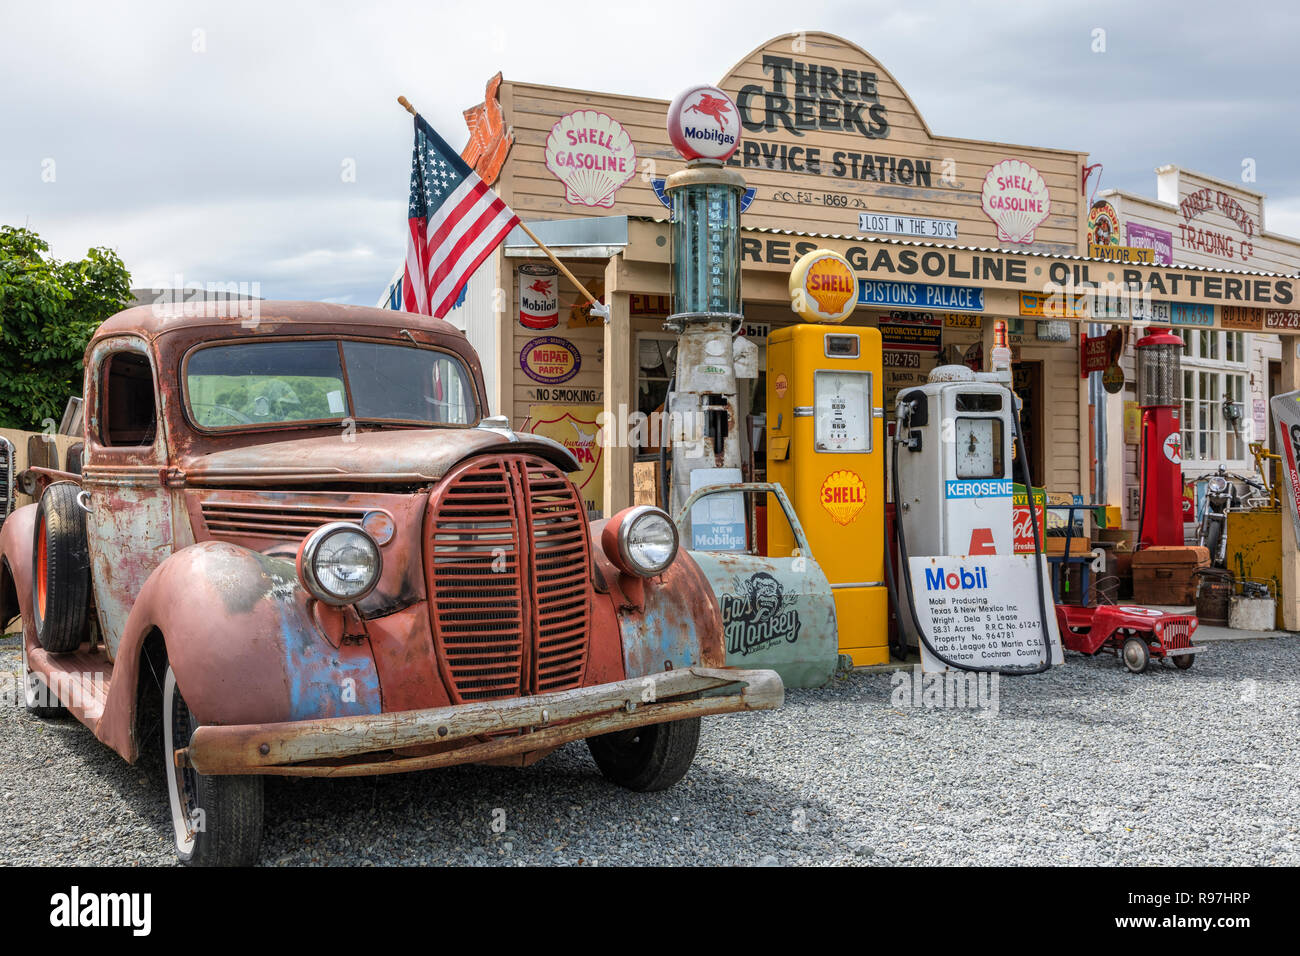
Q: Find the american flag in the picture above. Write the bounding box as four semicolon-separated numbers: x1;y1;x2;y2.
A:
403;113;518;317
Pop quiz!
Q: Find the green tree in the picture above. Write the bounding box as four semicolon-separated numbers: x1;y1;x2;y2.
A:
0;225;132;429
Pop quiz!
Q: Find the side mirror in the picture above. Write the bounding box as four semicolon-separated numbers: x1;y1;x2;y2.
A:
58;396;84;437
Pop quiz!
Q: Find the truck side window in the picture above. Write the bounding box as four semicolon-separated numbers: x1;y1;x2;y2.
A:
101;352;157;447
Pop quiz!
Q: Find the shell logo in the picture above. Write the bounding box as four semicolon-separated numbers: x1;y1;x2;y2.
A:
544;110;636;208
820;469;867;526
789;249;857;323
981;159;1051;244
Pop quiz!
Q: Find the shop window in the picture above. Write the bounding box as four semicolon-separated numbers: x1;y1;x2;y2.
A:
1181;331;1248;464
636;334;676;458
100;352;157;447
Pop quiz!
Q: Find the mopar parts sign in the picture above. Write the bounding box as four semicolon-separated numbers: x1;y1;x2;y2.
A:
910;554;1063;673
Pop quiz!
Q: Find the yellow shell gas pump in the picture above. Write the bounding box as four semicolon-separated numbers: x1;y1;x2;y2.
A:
767;308;888;666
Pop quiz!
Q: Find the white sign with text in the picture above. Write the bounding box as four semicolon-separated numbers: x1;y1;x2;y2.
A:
910;554;1063;673
860;211;959;240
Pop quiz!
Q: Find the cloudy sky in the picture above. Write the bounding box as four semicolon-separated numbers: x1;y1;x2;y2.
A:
2;0;1297;304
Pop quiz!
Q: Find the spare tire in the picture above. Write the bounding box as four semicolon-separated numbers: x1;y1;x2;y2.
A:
32;482;90;653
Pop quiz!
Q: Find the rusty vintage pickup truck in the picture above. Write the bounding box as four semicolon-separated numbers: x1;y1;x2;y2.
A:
0;301;784;866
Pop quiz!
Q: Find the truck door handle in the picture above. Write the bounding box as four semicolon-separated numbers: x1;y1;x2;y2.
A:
75;490;93;514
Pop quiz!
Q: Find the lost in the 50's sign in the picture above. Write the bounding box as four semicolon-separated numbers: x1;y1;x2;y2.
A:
910;554;1063;673
859;211;958;240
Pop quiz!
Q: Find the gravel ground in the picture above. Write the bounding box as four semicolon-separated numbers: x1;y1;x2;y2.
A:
2;629;1298;866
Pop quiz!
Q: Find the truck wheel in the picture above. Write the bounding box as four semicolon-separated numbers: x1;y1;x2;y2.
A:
162;665;263;866
21;633;66;718
587;717;700;792
31;483;90;654
1122;636;1150;674
1173;653;1195;671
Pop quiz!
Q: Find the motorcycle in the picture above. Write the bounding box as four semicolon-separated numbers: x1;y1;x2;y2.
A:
1195;465;1268;568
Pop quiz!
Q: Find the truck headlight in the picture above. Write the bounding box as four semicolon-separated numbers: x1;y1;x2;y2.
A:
298;522;382;605
603;505;679;577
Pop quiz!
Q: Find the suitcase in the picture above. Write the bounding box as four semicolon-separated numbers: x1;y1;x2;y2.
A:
1131;546;1210;605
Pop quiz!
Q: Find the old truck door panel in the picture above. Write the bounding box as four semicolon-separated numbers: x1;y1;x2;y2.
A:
678;482;838;688
83;338;174;659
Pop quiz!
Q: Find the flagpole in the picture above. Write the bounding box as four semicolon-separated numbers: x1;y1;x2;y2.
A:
397;95;611;323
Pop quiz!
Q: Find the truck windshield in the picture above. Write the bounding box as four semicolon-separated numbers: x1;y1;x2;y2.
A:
185;340;478;429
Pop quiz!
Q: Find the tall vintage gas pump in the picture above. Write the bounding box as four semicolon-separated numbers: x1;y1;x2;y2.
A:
766;250;889;666
1135;331;1185;547
662;89;842;691
662;85;751;514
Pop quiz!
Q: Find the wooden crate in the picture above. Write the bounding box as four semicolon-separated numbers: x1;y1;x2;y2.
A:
1131;546;1210;605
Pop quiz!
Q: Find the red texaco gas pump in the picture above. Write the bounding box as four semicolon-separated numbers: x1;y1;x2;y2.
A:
1136;331;1184;547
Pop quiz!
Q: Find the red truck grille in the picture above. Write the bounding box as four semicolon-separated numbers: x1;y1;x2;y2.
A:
425;454;592;703
1161;615;1196;650
199;500;370;541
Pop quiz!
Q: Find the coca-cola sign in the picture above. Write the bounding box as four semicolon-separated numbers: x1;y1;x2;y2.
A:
1012;485;1045;554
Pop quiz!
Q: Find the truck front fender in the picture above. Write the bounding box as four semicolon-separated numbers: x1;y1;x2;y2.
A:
621;551;727;677
99;541;382;762
589;525;726;678
0;503;37;626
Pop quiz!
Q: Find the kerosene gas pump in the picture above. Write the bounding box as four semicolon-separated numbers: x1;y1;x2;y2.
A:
890;350;1062;674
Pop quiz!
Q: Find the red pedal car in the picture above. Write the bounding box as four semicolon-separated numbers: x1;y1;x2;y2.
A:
1055;605;1203;673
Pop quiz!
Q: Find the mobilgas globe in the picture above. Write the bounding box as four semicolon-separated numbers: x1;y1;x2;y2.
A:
667;84;742;162
923;566;990;591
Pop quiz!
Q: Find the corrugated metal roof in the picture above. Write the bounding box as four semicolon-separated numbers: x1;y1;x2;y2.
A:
626;215;1300;279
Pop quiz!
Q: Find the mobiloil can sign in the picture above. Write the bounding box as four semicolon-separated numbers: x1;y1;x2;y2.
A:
911;554;1063;672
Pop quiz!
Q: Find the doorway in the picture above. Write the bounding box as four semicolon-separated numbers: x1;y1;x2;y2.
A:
1012;360;1045;488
